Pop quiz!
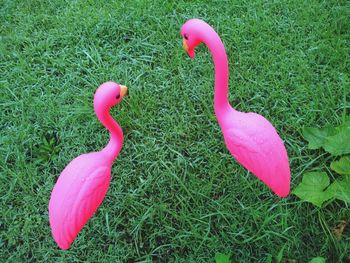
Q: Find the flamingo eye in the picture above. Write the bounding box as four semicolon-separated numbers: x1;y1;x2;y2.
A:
116;94;120;99
184;33;188;40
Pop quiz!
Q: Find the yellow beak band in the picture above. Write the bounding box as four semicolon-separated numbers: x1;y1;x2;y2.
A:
183;39;189;52
120;85;128;97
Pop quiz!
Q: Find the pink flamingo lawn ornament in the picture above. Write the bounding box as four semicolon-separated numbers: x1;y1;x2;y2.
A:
181;19;290;197
49;82;128;250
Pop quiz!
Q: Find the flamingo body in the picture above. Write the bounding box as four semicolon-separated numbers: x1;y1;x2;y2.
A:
49;153;111;249
49;82;128;249
181;19;290;197
223;110;290;197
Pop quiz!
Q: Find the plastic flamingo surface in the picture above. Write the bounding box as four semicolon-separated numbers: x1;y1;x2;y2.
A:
181;19;290;197
49;82;128;249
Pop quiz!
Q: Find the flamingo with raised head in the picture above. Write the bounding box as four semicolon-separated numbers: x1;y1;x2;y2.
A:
181;19;290;197
49;81;128;249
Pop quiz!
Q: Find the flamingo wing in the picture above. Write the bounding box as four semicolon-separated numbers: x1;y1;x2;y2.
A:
223;124;290;197
49;164;111;250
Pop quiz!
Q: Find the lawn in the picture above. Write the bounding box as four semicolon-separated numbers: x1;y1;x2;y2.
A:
1;0;349;262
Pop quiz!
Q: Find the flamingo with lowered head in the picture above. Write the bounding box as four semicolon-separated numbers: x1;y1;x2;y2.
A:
181;19;290;197
49;81;128;249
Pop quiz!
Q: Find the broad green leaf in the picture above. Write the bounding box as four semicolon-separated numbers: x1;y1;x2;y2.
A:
293;172;333;207
327;177;350;203
302;126;337;149
308;257;326;263
265;255;272;263
330;156;350;176
324;127;350;156
215;253;231;263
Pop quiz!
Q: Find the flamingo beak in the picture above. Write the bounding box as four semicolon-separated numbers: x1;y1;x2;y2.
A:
183;39;189;52
183;39;194;59
120;85;128;97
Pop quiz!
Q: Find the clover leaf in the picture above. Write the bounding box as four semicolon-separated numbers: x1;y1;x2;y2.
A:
293;172;334;207
324;127;350;156
308;257;326;263
215;253;231;263
330;156;350;176
302;126;337;150
327;177;350;203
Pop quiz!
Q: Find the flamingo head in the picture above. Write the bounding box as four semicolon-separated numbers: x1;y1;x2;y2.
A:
181;19;208;59
94;81;128;109
181;19;203;59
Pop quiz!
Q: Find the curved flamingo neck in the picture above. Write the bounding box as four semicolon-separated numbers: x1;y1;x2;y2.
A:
199;25;231;118
94;105;123;162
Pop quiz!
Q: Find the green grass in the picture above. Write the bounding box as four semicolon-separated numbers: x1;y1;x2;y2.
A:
1;0;349;262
